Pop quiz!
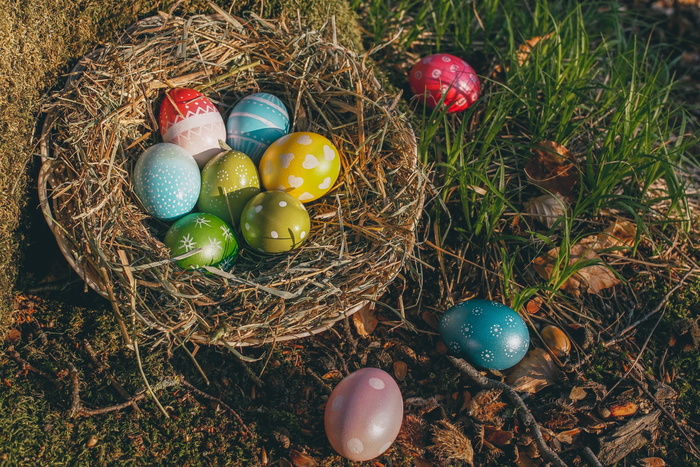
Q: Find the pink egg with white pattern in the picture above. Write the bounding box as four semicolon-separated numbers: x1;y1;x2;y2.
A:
408;53;481;113
324;368;403;462
159;87;227;168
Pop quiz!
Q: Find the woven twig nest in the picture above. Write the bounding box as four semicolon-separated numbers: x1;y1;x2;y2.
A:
38;13;425;347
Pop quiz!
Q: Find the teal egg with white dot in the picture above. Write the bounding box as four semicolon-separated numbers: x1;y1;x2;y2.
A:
439;299;530;370
226;93;290;164
163;212;239;270
198;150;261;227
240;191;310;253
133;143;201;221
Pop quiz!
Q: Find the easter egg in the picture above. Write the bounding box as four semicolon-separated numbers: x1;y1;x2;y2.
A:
408;53;481;113
132;143;200;221
240;191;310;253
226;93;291;163
198;150;261;227
439;299;530;370
324;368;403;462
163;212;239;270
259;131;340;203
159;87;227;168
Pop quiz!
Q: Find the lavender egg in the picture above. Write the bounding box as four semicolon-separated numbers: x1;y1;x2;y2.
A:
439;299;530;370
324;368;403;462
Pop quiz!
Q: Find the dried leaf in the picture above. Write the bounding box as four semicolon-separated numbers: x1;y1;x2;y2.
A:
352;303;378;337
637;457;667;467
595;219;637;254
484;425;514;446
540;325;571;358
569;386;588;402
421;311;439;330
393;361;408;381
524;193;568;229
532;244;620;297
525;297;543;314
555;428;581;444
506;348;563;394
87;436;99;448
525;141;578;200
290;450;317;467
517;33;554;65
608;401;639;418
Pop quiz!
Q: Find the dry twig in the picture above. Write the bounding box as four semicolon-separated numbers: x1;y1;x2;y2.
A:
448;356;569;467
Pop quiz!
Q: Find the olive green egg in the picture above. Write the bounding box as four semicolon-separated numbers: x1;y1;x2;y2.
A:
164;212;239;270
240;191;311;253
198;150;261;227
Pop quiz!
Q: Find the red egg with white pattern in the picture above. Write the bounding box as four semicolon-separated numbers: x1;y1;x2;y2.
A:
408;53;481;113
324;368;403;462
159;87;227;168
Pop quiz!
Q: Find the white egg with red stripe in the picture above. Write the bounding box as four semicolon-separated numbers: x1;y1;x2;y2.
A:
159;87;227;168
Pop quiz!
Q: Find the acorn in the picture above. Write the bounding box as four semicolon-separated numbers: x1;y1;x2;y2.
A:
541;325;571;358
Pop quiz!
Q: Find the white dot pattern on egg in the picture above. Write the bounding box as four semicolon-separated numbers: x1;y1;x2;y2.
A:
133;143;200;221
438;299;530;371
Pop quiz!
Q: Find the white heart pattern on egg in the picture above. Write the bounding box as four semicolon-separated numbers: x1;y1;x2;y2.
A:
298;192;314;201
302;154;319;169
296;134;313;145
254;205;263;213
323;145;336;161
279;153;294;169
263;161;274;175
275;135;290;146
288;175;304;188
318;177;331;190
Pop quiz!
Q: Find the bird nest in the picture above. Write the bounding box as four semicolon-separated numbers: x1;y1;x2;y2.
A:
38;13;425;347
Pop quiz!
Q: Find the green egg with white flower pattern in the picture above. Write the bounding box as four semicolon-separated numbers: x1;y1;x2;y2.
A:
240;191;310;253
164;212;239;270
198;150;261;227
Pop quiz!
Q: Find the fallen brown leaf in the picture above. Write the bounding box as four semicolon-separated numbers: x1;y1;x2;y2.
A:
532;243;620;297
484;425;514;447
505;348;564;394
523;193;568;229
352;303;378;337
608;401;639;418
595;219;637;254
525;141;579;200
517;33;554;65
290;449;317;467
637;457;666;467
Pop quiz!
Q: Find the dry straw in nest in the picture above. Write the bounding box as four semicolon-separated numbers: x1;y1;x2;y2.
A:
38;13;425;348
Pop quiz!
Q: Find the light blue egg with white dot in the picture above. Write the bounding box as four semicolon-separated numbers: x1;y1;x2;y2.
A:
133;143;201;221
439;299;530;370
226;93;290;163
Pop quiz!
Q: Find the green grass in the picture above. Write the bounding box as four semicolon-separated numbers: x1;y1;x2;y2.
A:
2;0;700;465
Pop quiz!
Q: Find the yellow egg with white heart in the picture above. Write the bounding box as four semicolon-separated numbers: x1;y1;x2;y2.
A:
259;131;341;203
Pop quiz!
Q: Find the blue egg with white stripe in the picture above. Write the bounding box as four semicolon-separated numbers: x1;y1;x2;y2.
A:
133;143;201;222
226;93;290;164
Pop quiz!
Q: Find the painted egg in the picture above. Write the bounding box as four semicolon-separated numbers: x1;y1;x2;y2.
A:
408;53;481;113
159;87;227;168
132;143;200;221
439;299;530;370
259;131;341;203
324;368;403;462
198;150;261;227
163;212;239;270
240;191;310;253
226;92;291;164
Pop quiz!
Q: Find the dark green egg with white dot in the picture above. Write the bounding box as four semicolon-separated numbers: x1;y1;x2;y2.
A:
439;299;530;370
164;212;239;270
240;191;310;253
198;150;261;227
